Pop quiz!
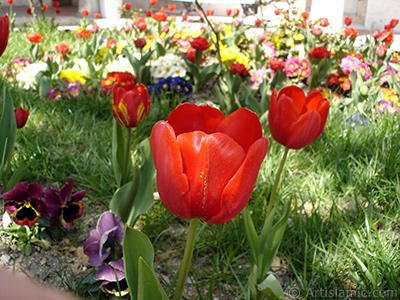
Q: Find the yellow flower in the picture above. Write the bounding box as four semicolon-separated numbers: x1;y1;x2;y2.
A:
222;25;233;37
293;33;304;41
116;41;127;55
59;69;88;84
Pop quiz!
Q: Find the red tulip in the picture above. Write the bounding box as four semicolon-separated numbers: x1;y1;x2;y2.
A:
43;4;48;11
81;9;89;16
233;8;240;16
52;1;60;8
149;0;157;5
26;8;32;15
390;18;399;28
55;8;61;14
268;86;329;149
94;13;100;18
226;9;232;16
124;3;132;10
168;4;176;11
150;103;269;224
0;15;9;58
7;0;14;4
112;83;150;128
344;17;352;26
14;108;29;129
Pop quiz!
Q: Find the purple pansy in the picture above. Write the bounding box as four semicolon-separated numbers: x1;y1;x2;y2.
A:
83;211;124;267
2;182;47;227
44;178;85;228
94;260;128;296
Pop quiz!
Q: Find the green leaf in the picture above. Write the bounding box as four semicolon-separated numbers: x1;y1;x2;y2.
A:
258;201;291;278
257;274;285;300
242;206;259;264
137;257;169;300
112;120;131;187
155;42;166;57
231;74;242;94
6;162;28;192
39;76;52;99
0;86;17;174
123;226;155;300
124;48;141;72
109;169;141;224
126;138;155;227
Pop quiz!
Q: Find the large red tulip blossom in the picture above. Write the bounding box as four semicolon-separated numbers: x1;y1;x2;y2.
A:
150;103;269;225
268;85;329;150
0;15;9;57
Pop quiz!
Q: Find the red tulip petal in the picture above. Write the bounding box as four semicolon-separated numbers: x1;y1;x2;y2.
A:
271;95;300;146
167;103;225;135
305;92;330;135
286;110;321;149
207;137;269;224
150;121;191;219
215;108;262;153
278;85;306;113
176;131;246;221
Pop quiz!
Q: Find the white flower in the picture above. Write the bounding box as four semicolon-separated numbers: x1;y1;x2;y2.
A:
170;66;187;78
150;53;188;83
109;55;135;74
16;61;48;90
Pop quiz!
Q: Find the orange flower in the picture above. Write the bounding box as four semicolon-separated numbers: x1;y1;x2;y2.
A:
81;9;89;16
344;17;352;26
55;43;70;55
149;0;157;5
124;3;132;10
26;32;43;43
168;4;176;11
268;85;329;149
76;29;92;38
153;9;168;21
94;13;100;18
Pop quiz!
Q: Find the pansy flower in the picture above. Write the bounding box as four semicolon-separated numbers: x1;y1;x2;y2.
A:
2;182;47;227
83;211;124;267
94;260;129;296
44;179;85;228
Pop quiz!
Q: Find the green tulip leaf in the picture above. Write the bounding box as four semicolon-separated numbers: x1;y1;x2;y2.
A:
112;120;132;187
39;76;52;100
0;86;17;174
232;73;242;94
109;168;141;224
6;162;28;192
257;274;285;300
126;138;155;227
137;257;169;300
258;201;291;278
242;206;259;263
123;226;155;300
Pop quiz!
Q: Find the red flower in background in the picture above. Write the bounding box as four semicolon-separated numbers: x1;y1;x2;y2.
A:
106;38;116;48
134;38;146;48
0;15;9;57
101;72;137;94
274;9;280;15
309;46;331;59
312;26;322;36
81;9;89;16
206;9;215;16
185;48;205;64
254;19;262;26
76;29;92;38
344;17;352;26
94;13;100;18
319;17;329;27
26;32;43;43
112;83;150;128
7;0;14;4
190;36;211;51
133;16;147;30
390;18;399;28
376;44;388;57
301;12;309;20
268;85;329;150
268;59;285;72
52;1;60;8
344;27;358;39
146;10;152;17
168;4;176;11
14;108;29;129
379;29;394;44
26;8;32;15
153;8;168;21
55;8;61;14
150;103;269;224
149;0;157;6
43;4;48;11
55;43;70;55
230;62;249;77
182;14;188;20
226;9;232;16
233;8;240;16
124;3;132;10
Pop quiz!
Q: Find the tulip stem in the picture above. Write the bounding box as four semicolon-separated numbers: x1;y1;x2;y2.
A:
265;147;289;220
173;218;199;300
122;128;132;185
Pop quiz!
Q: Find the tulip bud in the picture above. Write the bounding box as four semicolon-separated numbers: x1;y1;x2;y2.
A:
14;108;29;129
134;38;146;48
360;85;369;96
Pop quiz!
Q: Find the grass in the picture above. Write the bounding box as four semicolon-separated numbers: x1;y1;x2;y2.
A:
1;26;400;300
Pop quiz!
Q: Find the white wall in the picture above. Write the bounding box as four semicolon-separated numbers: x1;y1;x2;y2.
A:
364;0;400;33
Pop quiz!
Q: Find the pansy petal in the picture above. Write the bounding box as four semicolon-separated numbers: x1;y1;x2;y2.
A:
13;203;39;227
44;187;62;217
71;190;86;202
60;179;74;202
215;108;262;153
4;200;20;214
167;103;225;135
207;137;269;224
151;121;191;219
176;131;245;221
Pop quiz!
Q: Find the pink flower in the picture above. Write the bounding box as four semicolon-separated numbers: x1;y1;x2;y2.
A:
251;66;267;84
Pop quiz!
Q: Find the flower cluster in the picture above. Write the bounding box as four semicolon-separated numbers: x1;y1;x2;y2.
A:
2;179;85;228
285;56;311;79
377;87;400;114
46;81;86;100
150;53;187;82
148;76;193;97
